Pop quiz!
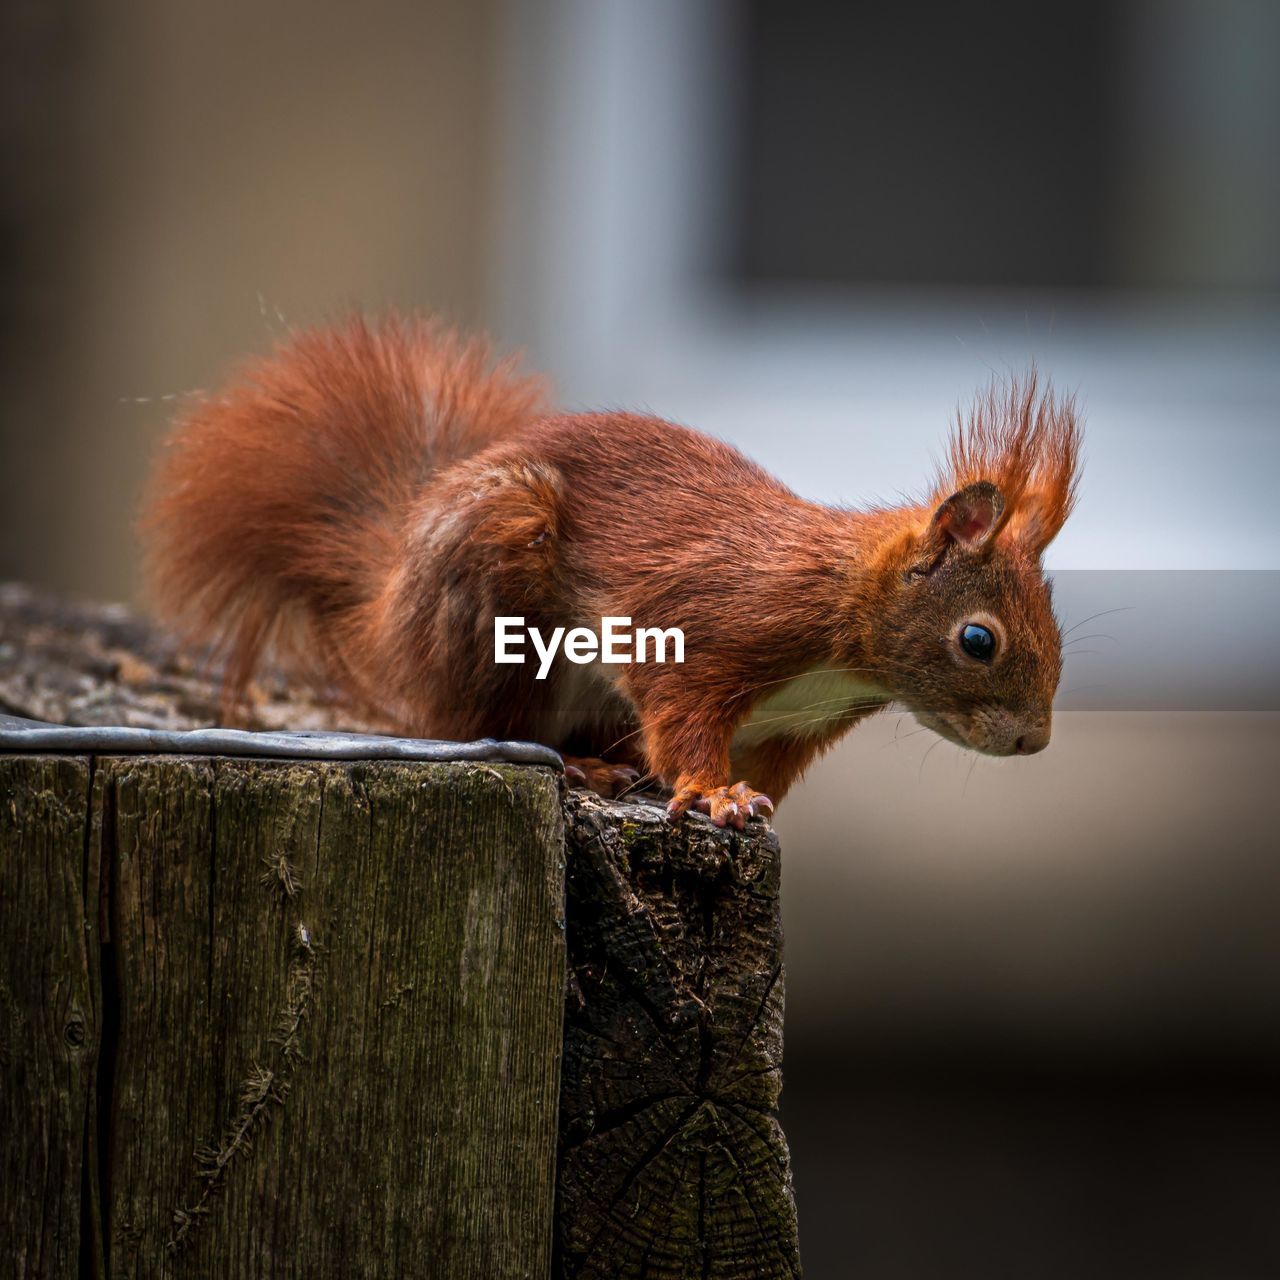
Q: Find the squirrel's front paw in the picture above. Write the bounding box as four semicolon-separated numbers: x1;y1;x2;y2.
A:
667;781;774;830
563;756;643;799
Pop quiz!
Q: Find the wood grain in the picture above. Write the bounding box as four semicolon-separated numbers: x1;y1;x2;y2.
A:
0;755;99;1279
558;793;800;1279
101;757;564;1279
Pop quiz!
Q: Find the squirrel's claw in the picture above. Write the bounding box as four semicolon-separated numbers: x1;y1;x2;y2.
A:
668;782;773;829
563;757;642;799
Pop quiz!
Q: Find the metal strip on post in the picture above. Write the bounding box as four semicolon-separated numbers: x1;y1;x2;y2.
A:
0;713;564;770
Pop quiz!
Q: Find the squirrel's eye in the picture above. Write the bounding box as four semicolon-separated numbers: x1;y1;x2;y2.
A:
960;623;996;662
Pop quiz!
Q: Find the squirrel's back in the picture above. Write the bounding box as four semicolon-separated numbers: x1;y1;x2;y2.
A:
141;312;549;712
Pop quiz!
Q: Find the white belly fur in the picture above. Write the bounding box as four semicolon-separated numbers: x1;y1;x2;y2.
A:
732;666;890;749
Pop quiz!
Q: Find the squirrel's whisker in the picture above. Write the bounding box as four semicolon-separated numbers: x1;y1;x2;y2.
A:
1060;607;1133;639
730;666;883;701
771;704;887;740
917;735;947;781
881;724;931;748
738;698;888;735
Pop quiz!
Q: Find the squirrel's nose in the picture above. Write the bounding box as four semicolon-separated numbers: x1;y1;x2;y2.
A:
1015;726;1050;755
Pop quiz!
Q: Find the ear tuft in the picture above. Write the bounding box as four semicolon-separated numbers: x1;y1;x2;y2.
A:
936;369;1082;556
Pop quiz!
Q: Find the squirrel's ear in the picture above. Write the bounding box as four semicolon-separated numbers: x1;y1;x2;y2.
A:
927;481;1006;552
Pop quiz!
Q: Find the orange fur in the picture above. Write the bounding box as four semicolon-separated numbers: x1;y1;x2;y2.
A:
142;314;549;718
141;312;1083;825
936;367;1081;552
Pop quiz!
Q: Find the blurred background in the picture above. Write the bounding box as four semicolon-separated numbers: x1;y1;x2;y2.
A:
3;1;1279;1275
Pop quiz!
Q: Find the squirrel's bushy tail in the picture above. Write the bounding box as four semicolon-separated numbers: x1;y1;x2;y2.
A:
141;312;549;717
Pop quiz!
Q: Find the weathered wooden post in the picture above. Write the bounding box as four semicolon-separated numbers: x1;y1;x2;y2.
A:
2;749;566;1278
558;794;797;1279
0;585;801;1278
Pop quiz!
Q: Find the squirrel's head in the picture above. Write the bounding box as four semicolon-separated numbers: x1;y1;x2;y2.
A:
860;372;1082;756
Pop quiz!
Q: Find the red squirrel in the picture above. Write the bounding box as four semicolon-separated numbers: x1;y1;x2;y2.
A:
142;312;1081;828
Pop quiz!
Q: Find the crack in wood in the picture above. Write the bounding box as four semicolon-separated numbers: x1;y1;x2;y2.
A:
165;924;318;1255
558;791;800;1278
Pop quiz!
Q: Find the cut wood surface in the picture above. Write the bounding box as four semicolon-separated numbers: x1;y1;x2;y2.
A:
0;584;800;1279
0;581;374;734
559;794;798;1280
